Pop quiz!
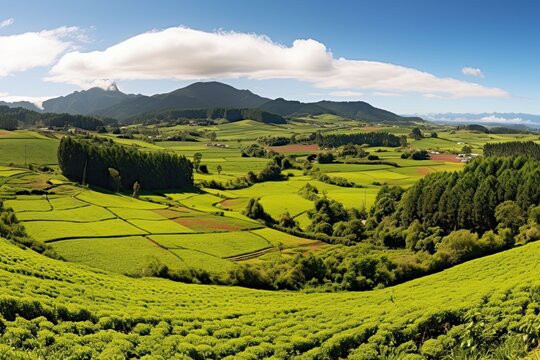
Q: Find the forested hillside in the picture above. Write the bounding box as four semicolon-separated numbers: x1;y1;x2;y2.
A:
58;136;193;190
0;106;107;131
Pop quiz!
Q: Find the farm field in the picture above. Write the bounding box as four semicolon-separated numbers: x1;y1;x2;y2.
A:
1;231;540;357
0;124;537;281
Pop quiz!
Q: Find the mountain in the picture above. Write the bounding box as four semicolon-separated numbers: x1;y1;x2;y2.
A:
315;100;422;123
42;84;135;115
0;101;41;112
413;112;540;129
259;98;332;117
95;82;270;120
260;98;421;123
2;81;420;124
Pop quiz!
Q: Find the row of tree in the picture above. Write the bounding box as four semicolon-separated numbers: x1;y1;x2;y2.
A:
484;141;540;159
0;106;108;131
58;136;193;190
136;107;286;124
0;116;18;130
315;131;403;148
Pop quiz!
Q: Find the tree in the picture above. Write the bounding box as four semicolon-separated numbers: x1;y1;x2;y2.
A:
431;131;438;138
495;200;525;234
208;131;217;141
108;168;121;193
193;153;203;172
462;145;472;154
409;127;423;140
216;165;222;175
132;181;141;199
279;211;298;229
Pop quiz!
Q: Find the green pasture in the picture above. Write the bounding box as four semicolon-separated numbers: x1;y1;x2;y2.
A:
16;205;113;222
151;231;271;258
24;219;146;242
76;190;167;209
50;236;185;274
127;219;194;234
0;137;59;165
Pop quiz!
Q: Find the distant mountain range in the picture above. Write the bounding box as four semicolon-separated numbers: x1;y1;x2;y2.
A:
414;112;540;129
1;81;421;124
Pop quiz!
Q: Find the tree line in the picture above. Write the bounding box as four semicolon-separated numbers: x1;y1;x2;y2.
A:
484;141;540;159
58;136;193;191
397;156;539;234
0;106;109;131
315;131;403;148
135;107;286;124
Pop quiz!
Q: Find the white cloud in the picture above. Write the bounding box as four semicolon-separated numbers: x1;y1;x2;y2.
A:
462;67;484;78
0;94;55;109
0;26;79;77
478;115;531;124
329;90;364;97
0;18;14;28
48;26;508;98
373;91;401;97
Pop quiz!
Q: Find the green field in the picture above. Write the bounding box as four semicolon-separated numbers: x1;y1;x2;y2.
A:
0;125;536;280
1;233;540;357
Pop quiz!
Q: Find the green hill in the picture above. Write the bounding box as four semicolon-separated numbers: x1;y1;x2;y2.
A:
0;233;539;358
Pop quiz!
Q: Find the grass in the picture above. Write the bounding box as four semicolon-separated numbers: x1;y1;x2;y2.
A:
76;190;167;209
170;248;237;273
0;137;59;165
0;235;540;357
127;219;194;234
108;207;169;220
252;228;318;247
15;205;114;222
50;236;186;274
3;198;52;212
150;231;271;258
24;219;147;242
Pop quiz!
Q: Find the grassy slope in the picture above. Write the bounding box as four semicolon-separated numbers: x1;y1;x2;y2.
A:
1;237;540;358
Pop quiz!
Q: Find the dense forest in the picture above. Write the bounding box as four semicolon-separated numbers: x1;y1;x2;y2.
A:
316;131;403;148
134;107;286;124
58;136;193;190
484;141;540;159
0;106;108;131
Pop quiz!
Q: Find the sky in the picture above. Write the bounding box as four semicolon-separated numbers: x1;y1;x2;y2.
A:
0;0;539;115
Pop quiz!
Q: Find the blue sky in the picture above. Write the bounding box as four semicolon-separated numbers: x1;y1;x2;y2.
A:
0;0;539;114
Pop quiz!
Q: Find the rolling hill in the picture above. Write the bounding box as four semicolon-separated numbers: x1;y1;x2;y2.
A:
0;230;539;357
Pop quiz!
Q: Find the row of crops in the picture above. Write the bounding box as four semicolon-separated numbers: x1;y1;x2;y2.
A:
1;233;540;358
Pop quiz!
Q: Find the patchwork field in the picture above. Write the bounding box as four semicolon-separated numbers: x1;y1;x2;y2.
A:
0;126;536;283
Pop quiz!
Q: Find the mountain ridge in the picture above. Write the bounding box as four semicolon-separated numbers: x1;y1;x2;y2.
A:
2;81;421;124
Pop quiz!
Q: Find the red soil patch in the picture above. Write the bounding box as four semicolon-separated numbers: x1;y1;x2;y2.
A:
0;131;11;137
153;207;196;219
362;126;383;132
416;167;432;176
430;153;461;163
173;216;242;232
269;144;319;153
220;198;247;210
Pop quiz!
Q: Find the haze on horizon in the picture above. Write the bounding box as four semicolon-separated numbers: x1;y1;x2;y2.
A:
0;0;539;116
